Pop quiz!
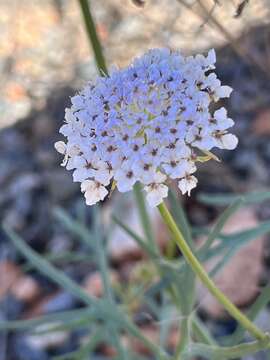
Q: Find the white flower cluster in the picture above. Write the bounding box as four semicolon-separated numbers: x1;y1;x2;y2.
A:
55;48;238;207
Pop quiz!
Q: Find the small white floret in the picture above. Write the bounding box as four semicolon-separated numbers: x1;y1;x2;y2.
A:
219;133;238;150
54;141;66;155
178;176;198;196
81;180;108;205
145;183;168;207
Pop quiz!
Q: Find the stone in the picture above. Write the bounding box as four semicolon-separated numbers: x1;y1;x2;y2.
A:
107;196;145;261
167;326;181;350
0;261;21;299
10;275;40;304
253;109;270;136
83;270;119;297
3;208;26;231
0;311;7;360
44;169;78;202
11;335;49;360
0;260;40;304
107;194;168;262
0;294;24;321
25;323;69;350
47;234;72;253
8;173;41;198
100;343;118;357
23;291;76;319
243;310;270;359
197;208;265;318
252;309;270;334
41;291;76;314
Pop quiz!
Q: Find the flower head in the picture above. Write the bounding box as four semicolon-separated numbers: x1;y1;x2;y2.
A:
55;48;237;207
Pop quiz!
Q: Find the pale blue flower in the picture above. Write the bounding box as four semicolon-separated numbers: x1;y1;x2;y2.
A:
55;48;237;207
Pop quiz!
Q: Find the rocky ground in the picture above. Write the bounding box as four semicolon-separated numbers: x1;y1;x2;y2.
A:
1;1;270;359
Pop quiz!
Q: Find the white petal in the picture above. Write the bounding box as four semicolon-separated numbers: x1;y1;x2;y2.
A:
94;169;112;186
221;134;238;150
73;168;92;182
195;136;216;151
175;141;191;158
84;191;100;206
81;180;94;193
71;95;84;109
178;176;198;196
67;145;80;157
207;49;216;65
152;171;166;184
66;157;76;170
213;108;234;130
59;124;73;137
117;177;136;192
65;108;75;122
81;180;108;206
97;186;109;201
216;85;232;98
54;141;66;154
145;184;168;207
214;107;226;121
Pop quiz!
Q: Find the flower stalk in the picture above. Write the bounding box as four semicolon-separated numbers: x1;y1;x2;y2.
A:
157;201;268;341
78;0;108;76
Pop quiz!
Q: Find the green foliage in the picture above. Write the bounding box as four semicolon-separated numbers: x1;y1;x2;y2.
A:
198;190;270;206
3;189;270;358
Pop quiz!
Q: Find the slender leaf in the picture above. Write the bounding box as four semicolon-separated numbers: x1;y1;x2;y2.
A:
92;207;112;300
3;225;167;358
175;317;189;358
113;215;157;258
0;308;92;331
201;220;270;262
167;191;196;318
223;286;270;345
183;338;270;359
3;224;97;307
54;207;95;247
92;208;126;357
23;251;94;272
133;183;157;252
192;315;217;346
199;198;243;253
209;246;237;277
52;326;104;360
159;303;174;349
198;191;270;206
113;217;192;312
168;190;193;248
31;318;93;335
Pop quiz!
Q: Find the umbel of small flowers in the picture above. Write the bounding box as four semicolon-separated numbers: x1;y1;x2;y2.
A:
55;48;238;207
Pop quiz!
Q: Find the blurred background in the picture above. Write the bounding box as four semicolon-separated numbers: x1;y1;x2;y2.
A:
1;0;270;359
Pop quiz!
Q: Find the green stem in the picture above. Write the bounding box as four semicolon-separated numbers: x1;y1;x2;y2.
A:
192;315;217;346
175;317;189;359
157;202;267;341
78;0;108;75
114;207;215;352
183;338;270;359
223;285;270;346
